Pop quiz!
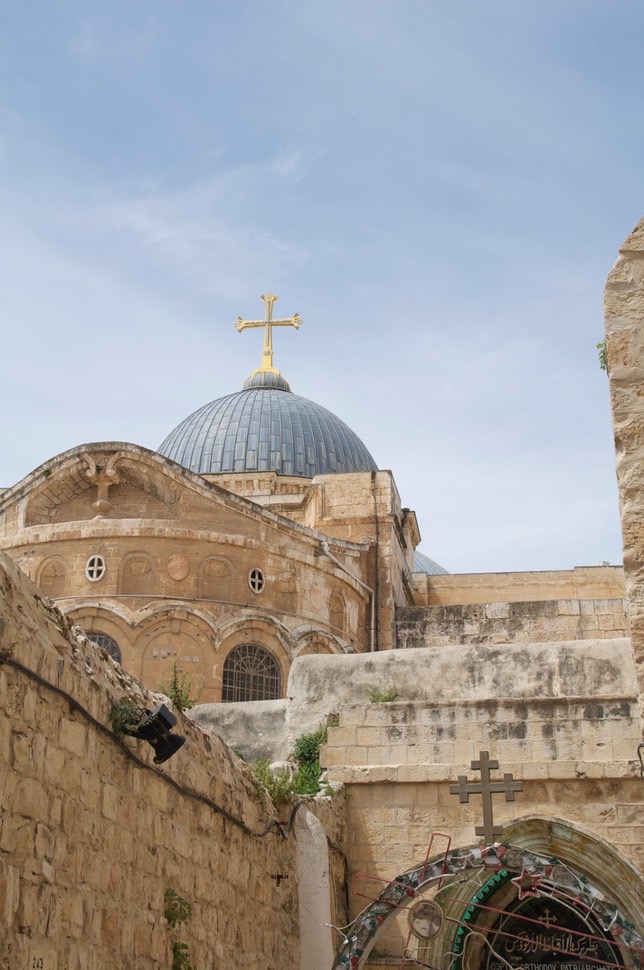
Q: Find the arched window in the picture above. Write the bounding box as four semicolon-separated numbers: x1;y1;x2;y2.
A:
86;631;122;664
222;644;281;702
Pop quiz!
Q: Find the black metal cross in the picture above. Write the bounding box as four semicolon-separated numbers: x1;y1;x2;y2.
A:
449;750;523;844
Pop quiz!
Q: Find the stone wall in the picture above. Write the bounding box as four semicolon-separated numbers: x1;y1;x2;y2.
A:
321;688;644;963
411;565;625;606
0;551;346;969
193;635;638;769
397;596;629;647
605;217;644;721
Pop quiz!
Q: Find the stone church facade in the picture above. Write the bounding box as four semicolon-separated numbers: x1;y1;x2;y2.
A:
0;293;628;707
3;227;644;969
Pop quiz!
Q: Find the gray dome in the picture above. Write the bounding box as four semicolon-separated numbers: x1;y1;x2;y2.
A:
159;377;378;478
413;551;449;575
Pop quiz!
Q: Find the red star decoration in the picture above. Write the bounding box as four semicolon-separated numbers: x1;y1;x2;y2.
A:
511;869;542;900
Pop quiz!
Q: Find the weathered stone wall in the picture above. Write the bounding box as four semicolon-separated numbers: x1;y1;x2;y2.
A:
605;218;644;722
0;551;346;968
193;636;638;767
411;565;625;606
397;596;629;647
322;688;644;962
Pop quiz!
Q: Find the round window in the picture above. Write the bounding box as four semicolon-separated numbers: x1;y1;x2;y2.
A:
86;555;106;582
248;568;265;593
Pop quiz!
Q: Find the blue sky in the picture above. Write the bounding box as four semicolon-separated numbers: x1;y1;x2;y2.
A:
1;1;641;573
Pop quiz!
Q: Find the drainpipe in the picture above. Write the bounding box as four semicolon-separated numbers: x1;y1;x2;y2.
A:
370;471;380;650
320;540;376;653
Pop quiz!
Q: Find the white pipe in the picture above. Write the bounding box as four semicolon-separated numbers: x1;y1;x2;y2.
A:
320;540;375;653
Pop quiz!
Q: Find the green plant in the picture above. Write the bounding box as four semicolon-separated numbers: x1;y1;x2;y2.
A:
597;340;607;372
158;663;202;712
293;726;327;767
366;683;399;703
249;726;332;804
164;889;192;928
171;942;194;970
249;758;296;807
109;700;145;738
164;890;194;970
291;761;323;796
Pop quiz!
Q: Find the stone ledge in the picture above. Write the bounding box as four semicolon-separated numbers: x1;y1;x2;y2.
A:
325;760;641;784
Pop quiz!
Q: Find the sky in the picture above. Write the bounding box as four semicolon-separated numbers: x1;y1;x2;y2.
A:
1;0;641;574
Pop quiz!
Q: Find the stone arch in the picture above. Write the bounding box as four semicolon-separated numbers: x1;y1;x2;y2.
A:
221;643;282;702
215;615;294;702
294;628;344;657
215;612;295;656
134;609;218;704
199;556;233;600
36;556;67;597
332;819;644;969
119;552;155;596
66;605;133;669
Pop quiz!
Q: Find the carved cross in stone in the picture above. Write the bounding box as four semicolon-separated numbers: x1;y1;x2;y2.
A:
449;750;523;844
235;293;302;376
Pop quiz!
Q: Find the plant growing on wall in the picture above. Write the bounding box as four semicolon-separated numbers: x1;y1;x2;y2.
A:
164;889;192;927
249;758;298;807
171;942;194;970
158;663;202;712
249;726;331;803
597;340;607;372
366;683;399;703
109;699;145;738
164;889;195;970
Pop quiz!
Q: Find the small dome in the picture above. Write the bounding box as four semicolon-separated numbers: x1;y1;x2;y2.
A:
413;551;449;575
159;378;378;478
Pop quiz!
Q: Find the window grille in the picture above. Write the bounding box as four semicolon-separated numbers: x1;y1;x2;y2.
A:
86;555;106;582
86;631;122;664
222;644;281;702
248;568;265;593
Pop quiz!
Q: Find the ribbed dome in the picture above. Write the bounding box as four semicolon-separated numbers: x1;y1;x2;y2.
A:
413;551;449;575
159;376;378;478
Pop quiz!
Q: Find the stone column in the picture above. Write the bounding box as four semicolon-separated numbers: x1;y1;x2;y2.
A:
605;218;644;723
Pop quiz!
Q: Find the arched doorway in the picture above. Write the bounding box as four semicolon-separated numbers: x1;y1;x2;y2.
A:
332;826;644;970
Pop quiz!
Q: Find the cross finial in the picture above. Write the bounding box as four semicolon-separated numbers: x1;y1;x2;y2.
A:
235;293;302;377
449;750;523;844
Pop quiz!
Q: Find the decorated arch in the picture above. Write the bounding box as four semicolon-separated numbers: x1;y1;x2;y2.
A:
333;826;644;970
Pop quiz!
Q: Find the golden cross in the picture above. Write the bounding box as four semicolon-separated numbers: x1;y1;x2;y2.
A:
235;293;302;375
449;750;523;844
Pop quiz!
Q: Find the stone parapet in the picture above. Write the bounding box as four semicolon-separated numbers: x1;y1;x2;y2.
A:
411;565;625;606
397;597;629;647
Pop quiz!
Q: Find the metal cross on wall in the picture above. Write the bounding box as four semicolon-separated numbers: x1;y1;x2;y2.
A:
449;750;523;844
235;293;302;376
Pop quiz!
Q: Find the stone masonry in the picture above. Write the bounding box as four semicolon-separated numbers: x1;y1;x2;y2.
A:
0;551;346;969
606;217;644;721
